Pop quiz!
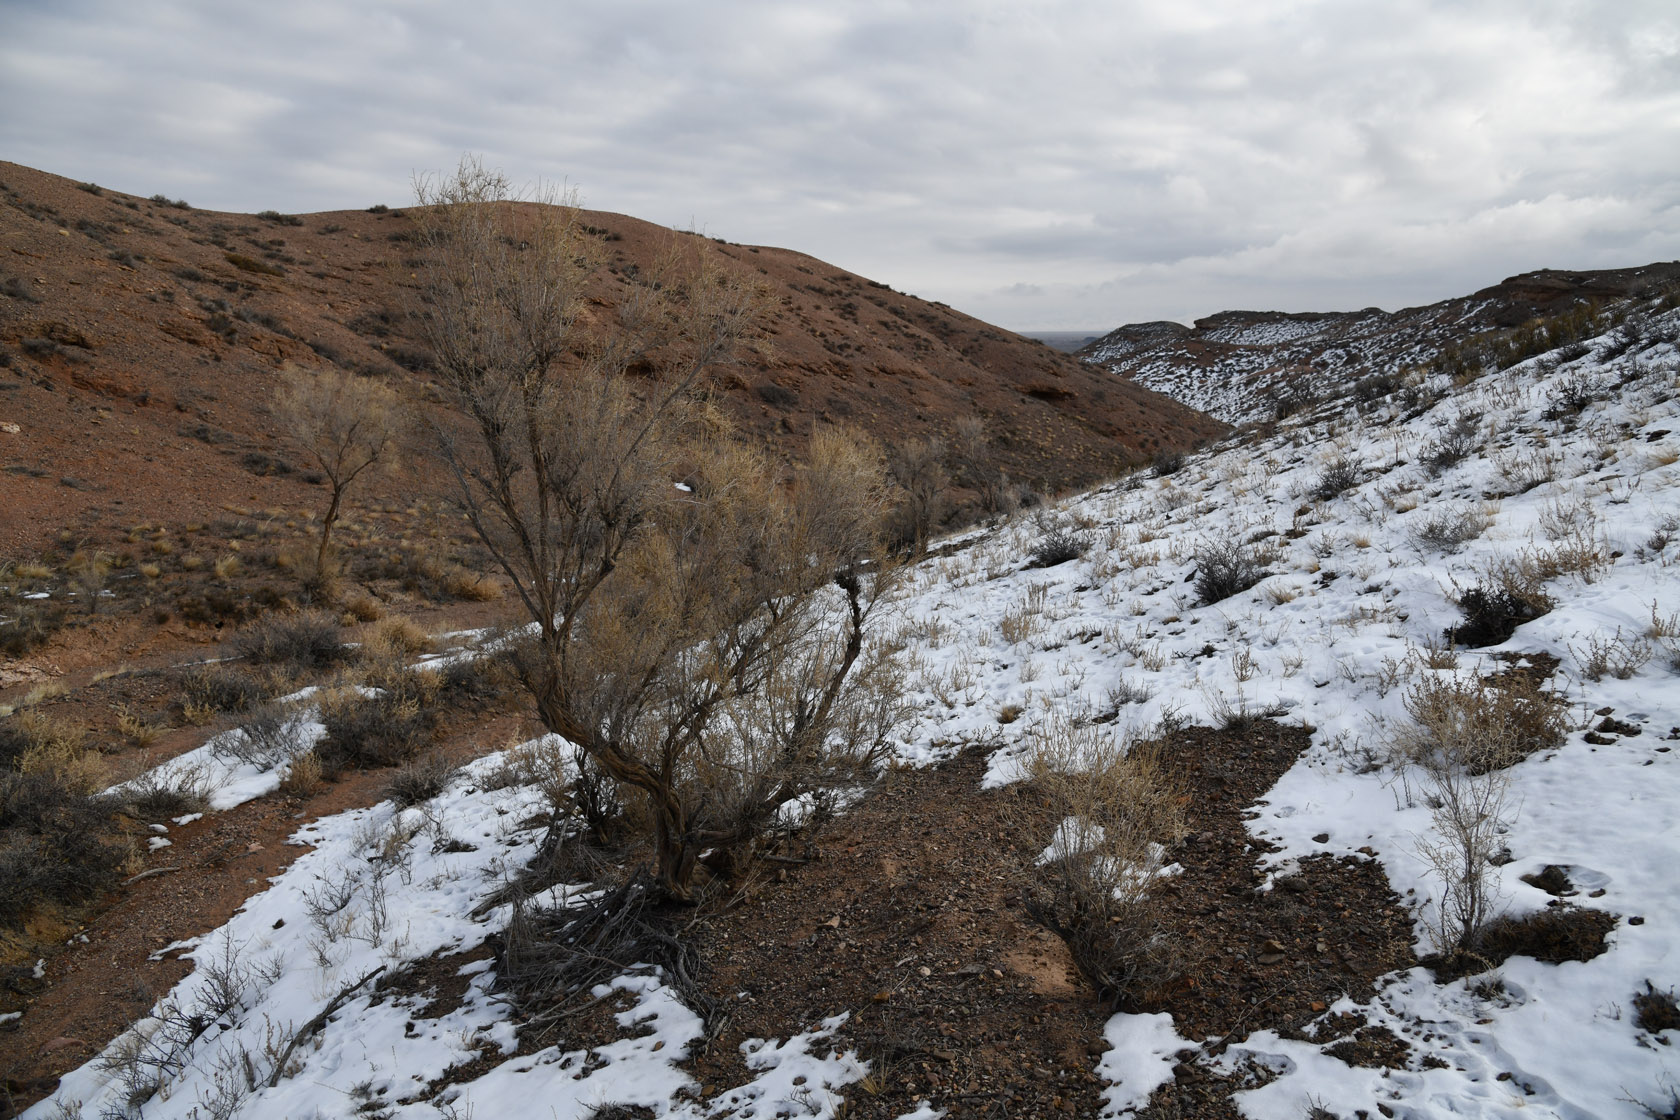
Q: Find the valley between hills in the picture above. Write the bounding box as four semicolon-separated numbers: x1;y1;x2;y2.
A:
3;162;1680;1119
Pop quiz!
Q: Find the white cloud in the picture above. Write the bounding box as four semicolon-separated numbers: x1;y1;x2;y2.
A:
2;0;1677;329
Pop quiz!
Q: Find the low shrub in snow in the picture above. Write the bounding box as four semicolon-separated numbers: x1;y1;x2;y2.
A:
1194;540;1267;605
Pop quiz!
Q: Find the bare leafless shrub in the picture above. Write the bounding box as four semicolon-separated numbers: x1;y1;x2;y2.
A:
886;437;948;553
412;158;903;899
215;702;311;770
274;366;404;592
1194;539;1267;604
1312;457;1359;501
1542;368;1604;420
1393;666;1567;957
121;759;214;818
1018;717;1185;1006
952;415;1016;519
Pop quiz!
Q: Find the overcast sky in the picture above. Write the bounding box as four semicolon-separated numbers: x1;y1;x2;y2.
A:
4;1;1678;330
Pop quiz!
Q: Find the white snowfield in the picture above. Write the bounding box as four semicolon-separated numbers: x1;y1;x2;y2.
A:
27;306;1680;1118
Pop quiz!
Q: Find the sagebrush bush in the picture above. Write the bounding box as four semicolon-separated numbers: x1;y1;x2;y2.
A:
385;753;453;807
231;610;346;672
1410;505;1491;553
317;673;433;770
1395;671;1567;776
178;662;268;714
0;773;122;926
1029;514;1091;568
1150;450;1185;478
1423;414;1483;475
1447;579;1554;648
1194;540;1267;604
1312;458;1359;501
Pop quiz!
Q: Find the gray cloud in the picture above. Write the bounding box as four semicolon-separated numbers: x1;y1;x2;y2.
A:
3;0;1677;329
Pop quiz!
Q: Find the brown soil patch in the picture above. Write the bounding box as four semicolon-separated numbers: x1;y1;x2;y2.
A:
665;720;1413;1118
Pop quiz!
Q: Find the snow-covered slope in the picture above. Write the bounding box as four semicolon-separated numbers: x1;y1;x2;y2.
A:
25;301;1680;1119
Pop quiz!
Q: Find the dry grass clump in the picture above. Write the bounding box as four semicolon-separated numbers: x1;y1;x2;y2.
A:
0;596;68;657
1427;906;1616;980
362;614;434;658
0;711;123;927
1572;628;1654;681
1634;981;1680;1036
278;749;323;798
1395;671;1567;776
1018;717;1185;1007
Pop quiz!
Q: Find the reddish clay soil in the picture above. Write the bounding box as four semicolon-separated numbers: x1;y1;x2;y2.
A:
0;160;1225;560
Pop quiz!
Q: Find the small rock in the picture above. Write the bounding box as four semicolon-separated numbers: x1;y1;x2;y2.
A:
918;965;932;977
872;990;892;1003
1312;833;1330;844
1629;916;1645;926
